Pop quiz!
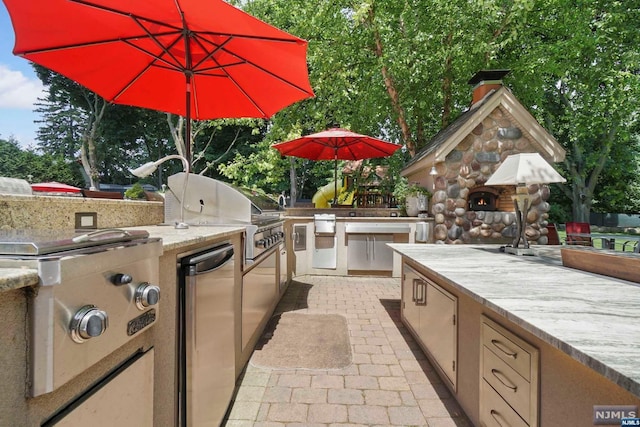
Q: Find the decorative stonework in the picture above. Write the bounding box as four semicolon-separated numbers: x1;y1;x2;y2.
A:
431;106;550;245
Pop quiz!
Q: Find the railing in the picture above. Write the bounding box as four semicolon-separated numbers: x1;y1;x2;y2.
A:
353;192;397;208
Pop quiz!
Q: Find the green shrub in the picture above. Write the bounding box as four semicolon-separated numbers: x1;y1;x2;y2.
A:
124;182;146;200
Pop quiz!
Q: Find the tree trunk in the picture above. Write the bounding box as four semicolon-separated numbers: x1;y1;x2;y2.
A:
366;5;415;156
289;157;297;207
80;93;107;190
441;32;454;129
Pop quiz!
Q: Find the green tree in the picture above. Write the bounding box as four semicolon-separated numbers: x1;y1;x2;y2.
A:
505;0;640;220
233;0;640;219
0;137;83;185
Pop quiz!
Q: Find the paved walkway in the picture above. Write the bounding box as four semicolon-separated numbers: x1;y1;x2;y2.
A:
224;275;472;427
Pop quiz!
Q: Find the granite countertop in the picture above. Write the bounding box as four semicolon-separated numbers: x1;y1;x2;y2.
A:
285;216;429;221
0;225;245;293
389;243;640;398
135;225;244;252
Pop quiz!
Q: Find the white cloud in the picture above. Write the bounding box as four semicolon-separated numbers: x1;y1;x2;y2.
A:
0;65;45;109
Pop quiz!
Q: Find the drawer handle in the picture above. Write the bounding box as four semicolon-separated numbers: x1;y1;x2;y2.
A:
491;339;518;359
491;369;518;391
490;409;511;427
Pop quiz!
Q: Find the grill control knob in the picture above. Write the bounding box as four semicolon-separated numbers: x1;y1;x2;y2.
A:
70;305;109;343
110;273;133;286
256;239;267;248
135;283;161;310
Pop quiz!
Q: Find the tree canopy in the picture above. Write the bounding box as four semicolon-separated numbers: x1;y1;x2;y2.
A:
22;0;640;220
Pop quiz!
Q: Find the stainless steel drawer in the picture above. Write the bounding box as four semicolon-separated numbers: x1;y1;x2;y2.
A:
482;346;531;422
482;321;532;381
480;379;528;427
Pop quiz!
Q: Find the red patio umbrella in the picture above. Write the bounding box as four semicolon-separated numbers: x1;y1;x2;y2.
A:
271;128;402;202
31;181;82;193
3;0;314;162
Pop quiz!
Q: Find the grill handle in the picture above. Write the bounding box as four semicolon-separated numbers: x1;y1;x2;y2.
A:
71;229;133;243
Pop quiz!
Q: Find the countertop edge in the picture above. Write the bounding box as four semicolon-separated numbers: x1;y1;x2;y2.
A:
390;243;640;399
0;225;246;293
0;268;39;292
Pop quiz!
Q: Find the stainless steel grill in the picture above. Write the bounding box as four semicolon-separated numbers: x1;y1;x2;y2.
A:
165;173;284;264
0;229;162;397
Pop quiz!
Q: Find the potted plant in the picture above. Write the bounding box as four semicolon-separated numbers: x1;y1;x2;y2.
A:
394;179;431;216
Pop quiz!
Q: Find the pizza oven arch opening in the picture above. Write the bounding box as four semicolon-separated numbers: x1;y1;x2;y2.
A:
468;186;500;211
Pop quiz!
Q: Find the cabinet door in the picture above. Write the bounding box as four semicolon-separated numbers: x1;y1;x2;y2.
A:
370;234;393;271
348;234;394;271
347;234;370;270
420;281;457;389
401;264;423;333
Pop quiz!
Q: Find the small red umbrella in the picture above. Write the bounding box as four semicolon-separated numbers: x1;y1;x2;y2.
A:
272;128;402;201
31;182;82;194
3;0;314;162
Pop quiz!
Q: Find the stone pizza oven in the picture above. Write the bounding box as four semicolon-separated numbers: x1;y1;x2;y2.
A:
401;70;566;245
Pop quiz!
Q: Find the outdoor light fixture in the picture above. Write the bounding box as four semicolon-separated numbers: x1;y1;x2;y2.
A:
485;153;565;255
429;165;438;175
131;155;190;229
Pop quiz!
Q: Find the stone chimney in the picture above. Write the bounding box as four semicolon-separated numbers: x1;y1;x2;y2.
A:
468;69;510;105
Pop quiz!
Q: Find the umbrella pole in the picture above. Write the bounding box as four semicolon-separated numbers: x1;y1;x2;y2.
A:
334;153;338;206
185;79;192;166
184;21;192;168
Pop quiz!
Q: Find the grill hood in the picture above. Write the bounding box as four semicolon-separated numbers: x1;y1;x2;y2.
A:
165;173;281;225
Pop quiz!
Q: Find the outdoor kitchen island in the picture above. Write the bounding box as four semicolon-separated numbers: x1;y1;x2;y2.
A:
389;243;640;427
0;224;289;427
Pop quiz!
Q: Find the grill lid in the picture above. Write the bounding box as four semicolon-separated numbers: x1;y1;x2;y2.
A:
165;173;281;225
0;228;150;256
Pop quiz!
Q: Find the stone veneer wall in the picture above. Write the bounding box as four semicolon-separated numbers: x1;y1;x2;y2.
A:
431;106;551;245
0;194;164;229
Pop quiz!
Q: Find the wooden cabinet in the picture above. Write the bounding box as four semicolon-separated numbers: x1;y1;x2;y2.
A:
401;263;458;389
480;316;539;427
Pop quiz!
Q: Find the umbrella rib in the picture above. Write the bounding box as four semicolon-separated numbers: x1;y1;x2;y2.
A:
69;0;183;32
195;30;308;45
110;33;186;102
190;35;234;72
194;33;314;96
131;17;187;71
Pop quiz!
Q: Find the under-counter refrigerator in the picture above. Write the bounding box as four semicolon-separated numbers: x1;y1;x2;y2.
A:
178;242;235;427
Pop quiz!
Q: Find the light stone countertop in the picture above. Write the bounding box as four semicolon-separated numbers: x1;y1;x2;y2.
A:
285;215;428;221
0;268;39;292
134;225;245;252
389;243;640;398
0;225;245;293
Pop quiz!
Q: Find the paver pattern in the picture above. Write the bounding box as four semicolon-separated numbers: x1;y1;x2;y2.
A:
223;275;472;427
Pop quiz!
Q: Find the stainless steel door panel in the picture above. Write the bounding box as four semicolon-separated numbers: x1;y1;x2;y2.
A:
47;349;154;427
347;234;393;271
293;224;307;251
278;243;287;293
181;243;236;427
242;249;277;350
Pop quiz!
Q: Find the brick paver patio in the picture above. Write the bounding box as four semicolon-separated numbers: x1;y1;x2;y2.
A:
223;275;472;427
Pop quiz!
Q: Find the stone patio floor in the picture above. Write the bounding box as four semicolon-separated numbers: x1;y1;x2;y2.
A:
223;275;473;427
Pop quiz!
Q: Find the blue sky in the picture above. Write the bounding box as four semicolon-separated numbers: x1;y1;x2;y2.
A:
0;5;46;149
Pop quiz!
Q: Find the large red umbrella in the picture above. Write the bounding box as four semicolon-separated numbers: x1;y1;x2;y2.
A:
31;181;82;194
3;0;314;162
271;128;402;202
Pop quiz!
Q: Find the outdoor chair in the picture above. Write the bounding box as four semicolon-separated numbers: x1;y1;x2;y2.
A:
546;223;560;245
564;222;609;248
